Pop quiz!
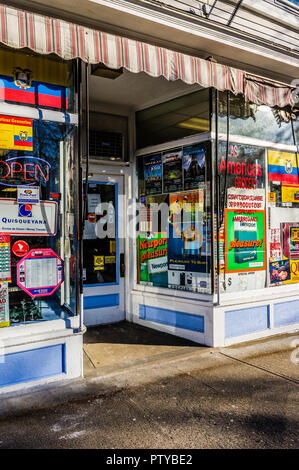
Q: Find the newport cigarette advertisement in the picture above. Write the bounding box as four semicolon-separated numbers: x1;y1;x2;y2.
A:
144;154;162;195
224;209;266;273
282;222;299;260
137;233;168;287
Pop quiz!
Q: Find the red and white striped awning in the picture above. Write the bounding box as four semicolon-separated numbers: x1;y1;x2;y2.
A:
0;3;295;108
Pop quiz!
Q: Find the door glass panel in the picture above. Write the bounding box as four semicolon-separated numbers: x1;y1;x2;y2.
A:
83;183;117;285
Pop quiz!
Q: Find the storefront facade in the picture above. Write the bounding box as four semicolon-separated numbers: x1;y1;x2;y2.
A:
0;1;298;393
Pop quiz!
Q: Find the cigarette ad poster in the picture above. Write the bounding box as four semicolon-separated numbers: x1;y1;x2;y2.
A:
224;210;266;273
167;190;210;273
0;115;33;151
183;144;205;190
281;184;299;204
137;233;168;287
162;150;183;193
0;233;11;282
144;154;162;195
282;223;299;260
0;282;9;327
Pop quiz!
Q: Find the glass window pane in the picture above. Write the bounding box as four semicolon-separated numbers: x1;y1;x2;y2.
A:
136;142;212;294
136;89;210;149
83;183;117;285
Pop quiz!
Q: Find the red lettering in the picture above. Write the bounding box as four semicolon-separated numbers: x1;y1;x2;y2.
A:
35;164;49;183
0;160;10;178
10;161;22;178
24;163;35;181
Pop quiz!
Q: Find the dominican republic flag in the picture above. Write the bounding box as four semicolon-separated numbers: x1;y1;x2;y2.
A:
268;150;299;184
0;75;68;110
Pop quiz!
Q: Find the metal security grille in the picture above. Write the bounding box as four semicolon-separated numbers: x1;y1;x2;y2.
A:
89;129;124;160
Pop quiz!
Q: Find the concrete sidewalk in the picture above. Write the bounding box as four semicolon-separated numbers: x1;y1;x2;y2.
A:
0;321;298;418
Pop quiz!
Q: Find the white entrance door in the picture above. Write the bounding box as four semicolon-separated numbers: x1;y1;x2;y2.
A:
83;174;125;326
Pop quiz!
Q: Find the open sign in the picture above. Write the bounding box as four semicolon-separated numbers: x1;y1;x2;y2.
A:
0;156;51;187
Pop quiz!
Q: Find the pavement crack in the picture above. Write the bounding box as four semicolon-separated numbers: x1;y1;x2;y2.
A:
219;352;299;385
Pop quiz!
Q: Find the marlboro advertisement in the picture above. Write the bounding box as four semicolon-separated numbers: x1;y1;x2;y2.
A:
224;209;266;273
137;233;168;287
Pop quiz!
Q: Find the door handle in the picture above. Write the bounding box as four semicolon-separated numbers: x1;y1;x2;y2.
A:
120;253;125;277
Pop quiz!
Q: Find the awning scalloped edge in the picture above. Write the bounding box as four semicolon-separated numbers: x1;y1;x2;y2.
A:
0;3;295;108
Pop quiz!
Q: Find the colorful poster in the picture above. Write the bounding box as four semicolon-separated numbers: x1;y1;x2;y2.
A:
227;188;265;210
281;184;299;203
183;145;205;190
137;233;168;286
168;190;210;274
269;228;282;261
268;150;299;185
224;210;266;273
218;144;265;213
162;150;183;193
270;259;291;285
94;256;104;271
0;282;9;327
17;248;64;297
144;154;162;195
0;199;57;236
0;234;11;282
0;115;33;151
282;223;299;260
284;259;299;285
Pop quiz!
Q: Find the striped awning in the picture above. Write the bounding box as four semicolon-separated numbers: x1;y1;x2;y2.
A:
0;3;295;108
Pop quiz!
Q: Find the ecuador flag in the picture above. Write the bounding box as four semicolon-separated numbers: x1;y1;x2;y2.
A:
0;115;33;151
268;150;299;184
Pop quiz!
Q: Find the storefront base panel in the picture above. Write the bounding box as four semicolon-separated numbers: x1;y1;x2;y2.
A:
220;295;299;347
131;291;299;348
131;291;214;346
0;319;83;396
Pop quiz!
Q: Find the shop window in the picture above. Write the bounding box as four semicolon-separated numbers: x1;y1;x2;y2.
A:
0;49;78;328
218;142;267;294
216;92;299;294
267;149;299;287
83;183;118;285
136;88;210;149
217;91;299;145
136;142;212;294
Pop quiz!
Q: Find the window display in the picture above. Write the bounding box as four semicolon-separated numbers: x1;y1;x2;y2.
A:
137;142;212;294
0;119;78;325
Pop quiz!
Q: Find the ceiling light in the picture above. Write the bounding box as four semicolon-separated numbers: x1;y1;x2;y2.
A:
176;117;209;131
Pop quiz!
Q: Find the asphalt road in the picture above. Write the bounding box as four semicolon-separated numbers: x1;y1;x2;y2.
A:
0;348;298;449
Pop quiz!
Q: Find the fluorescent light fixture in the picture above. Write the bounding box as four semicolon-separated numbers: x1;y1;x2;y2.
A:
176;117;209;131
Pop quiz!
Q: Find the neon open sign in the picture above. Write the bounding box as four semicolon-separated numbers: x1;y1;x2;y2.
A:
0;156;51;187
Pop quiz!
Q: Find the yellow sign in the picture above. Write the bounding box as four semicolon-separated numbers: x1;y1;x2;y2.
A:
94;255;104;271
105;256;116;264
281;184;299;203
0;115;33;151
268;192;276;203
283;259;299;285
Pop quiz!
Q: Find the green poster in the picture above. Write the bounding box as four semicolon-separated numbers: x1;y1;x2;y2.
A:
137;233;168;286
224;210;266;273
